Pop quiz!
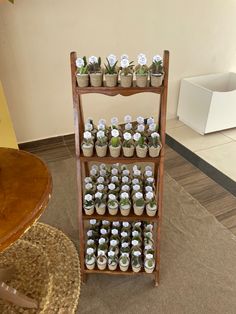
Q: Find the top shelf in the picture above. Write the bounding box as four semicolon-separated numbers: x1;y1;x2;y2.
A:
76;82;163;96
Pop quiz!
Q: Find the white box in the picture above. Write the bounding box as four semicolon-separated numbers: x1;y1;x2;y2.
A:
177;72;236;135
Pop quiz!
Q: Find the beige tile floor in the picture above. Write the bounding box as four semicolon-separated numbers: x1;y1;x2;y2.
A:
166;118;236;181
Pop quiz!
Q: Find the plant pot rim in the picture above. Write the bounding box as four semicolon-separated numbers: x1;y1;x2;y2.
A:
105;73;118;76
151;72;163;77
76;73;89;77
136;73;148;76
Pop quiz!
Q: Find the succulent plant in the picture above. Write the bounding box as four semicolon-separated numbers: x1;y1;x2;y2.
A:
104;55;118;74
76;56;88;74
149;59;163;75
88;56;102;73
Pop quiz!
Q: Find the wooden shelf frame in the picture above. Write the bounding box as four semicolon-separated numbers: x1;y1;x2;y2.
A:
70;50;169;287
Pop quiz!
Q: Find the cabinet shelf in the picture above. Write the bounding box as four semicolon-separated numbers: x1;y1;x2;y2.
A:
82;212;159;222
76;83;163;96
70;50;169;287
79;153;161;163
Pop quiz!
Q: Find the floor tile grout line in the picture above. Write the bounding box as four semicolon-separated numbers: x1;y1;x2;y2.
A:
194;139;235;153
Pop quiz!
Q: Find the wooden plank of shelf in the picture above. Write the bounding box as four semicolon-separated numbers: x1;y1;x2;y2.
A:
76;84;163;96
79;154;160;163
82;212;159;222
84;267;158;275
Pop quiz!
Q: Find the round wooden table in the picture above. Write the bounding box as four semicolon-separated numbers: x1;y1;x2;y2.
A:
0;148;52;309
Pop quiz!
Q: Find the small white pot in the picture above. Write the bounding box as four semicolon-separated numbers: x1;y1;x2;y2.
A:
108;205;118;215
105;74;118;87
146;204;157;217
150;73;164;87
133;204;144;216
149;145;161;157
82;143;94;157
119;263;129;272
85;257;96;270
95;145;107;157
132;264;141;273
90;73;103;87
144;260;155;273
84;205;94;215
122;146;135;157
120;74;133;88
120;205;131;216
109;145;121;158
96;203;106;215
76;74;89;87
136;145;147;158
97;256;107;270
108;261;118;271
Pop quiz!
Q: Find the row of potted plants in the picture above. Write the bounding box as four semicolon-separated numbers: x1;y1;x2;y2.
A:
76;53;164;88
85;220;156;273
82;115;162;158
84;164;158;217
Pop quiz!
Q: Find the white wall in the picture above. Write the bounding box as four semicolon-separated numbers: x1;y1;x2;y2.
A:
0;0;236;143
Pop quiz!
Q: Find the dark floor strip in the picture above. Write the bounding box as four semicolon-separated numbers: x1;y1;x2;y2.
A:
166;134;236;197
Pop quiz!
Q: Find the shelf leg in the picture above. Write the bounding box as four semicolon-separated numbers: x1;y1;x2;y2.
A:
154;270;159;287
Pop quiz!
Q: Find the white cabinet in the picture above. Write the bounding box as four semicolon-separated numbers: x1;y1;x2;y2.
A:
177;72;236;134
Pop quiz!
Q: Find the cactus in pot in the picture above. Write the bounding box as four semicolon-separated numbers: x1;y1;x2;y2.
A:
122;132;135;157
84;194;94;215
120;192;131;216
133;192;145;216
107;194;119;215
119;55;134;88
148;132;162;157
108;250;118;271
131;250;142;272
104;54;118;87
81;131;94;157
88;55;103;87
146;191;158;217
149;55;164;87
109;129;121;157
119;253;130;272
94;192;106;215
85;248;96;270
95;130;108;157
76;56;89;87
135;53;148;87
133;132;148;158
144;253;155;273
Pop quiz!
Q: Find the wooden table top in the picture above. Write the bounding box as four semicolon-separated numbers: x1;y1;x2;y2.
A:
0;148;52;252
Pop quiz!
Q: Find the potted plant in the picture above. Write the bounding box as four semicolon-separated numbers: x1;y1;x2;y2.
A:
95;130;108;157
85;248;96;270
122;132;135;157
81;131;94;157
107;194;119;215
148;132;162;157
120;192;131;216
119;55;134;88
133;132;148;158
135;53;148;88
97;253;107;270
108;251;118;270
109;129;121;157
119;253;130;272
146;192;157;217
133;192;145;216
131;250;142;272
149;55;164;87
87;55;103;87
108;182;119;197
84;182;94;195
90;165;99;181
76;56;89;87
94;192;106;215
109;239;119;255
84;194;94;215
104;54;118;87
144;253;155;273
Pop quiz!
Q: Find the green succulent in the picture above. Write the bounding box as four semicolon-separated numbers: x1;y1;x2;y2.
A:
110;137;120;147
135;198;145;207
149;60;163;75
104;58;118;74
88;57;102;73
77;56;88;74
135;64;149;75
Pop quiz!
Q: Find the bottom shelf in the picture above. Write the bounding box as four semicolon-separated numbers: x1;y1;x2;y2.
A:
84;267;158;275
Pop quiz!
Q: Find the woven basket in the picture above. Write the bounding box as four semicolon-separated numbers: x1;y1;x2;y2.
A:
95;145;107;157
136;74;148;88
109;145;121;157
150;74;164;87
149;145;161;157
105;74;118;87
90;73;103;87
136;146;148;158
120;75;133;88
122;146;134;157
76;74;89;87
